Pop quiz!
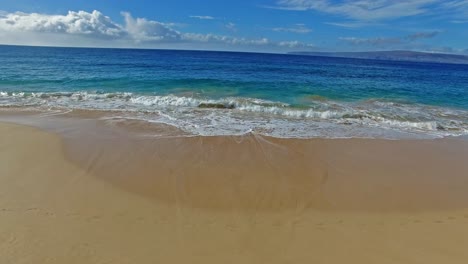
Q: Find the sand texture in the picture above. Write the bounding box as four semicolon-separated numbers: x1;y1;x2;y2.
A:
1;120;468;264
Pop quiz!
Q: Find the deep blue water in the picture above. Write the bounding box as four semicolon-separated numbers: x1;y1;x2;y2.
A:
1;45;467;138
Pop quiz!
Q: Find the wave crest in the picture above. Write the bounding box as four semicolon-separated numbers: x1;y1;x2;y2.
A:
1;91;467;139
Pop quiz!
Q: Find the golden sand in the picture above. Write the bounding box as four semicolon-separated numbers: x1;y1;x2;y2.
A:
1;121;468;263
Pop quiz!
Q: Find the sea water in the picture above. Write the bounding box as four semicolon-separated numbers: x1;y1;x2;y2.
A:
1;45;467;139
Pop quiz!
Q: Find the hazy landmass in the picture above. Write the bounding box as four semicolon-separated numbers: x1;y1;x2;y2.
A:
289;50;468;64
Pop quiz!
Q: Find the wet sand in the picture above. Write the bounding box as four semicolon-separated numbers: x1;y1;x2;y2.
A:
1;116;468;263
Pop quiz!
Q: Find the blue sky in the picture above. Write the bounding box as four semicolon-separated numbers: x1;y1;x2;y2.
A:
0;0;467;53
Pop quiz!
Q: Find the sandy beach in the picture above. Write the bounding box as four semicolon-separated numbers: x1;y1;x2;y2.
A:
1;113;468;263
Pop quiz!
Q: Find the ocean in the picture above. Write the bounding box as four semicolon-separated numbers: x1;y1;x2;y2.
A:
1;45;467;139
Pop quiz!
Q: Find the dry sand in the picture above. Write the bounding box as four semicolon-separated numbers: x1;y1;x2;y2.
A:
1;120;468;264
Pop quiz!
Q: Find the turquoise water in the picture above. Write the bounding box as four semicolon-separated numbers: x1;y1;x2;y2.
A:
1;45;467;138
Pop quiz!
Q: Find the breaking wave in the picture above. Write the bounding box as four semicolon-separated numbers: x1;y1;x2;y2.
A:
1;91;467;139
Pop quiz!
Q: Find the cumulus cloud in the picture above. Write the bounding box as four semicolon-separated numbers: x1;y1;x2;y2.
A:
272;24;312;34
273;0;468;22
0;10;123;38
0;10;315;52
121;12;181;42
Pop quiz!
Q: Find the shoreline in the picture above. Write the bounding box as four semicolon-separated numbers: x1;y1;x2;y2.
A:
1;116;468;263
2;106;468;140
1;87;468;139
1;112;468;212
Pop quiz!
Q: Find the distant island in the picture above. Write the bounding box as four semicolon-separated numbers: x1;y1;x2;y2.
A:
288;50;468;64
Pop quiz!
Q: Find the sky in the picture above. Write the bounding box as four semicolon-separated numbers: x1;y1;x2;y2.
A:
0;0;467;53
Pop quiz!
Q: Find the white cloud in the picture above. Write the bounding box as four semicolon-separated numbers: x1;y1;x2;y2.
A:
339;36;401;46
278;40;315;48
0;10;315;52
340;31;441;47
272;24;312;34
273;0;468;22
182;33;270;46
122;12;181;42
225;22;237;32
406;31;440;41
324;21;377;28
189;15;215;20
451;20;468;23
0;10;123;38
442;0;468;10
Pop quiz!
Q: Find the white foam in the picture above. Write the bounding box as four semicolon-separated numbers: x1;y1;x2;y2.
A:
0;91;467;139
130;95;200;107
